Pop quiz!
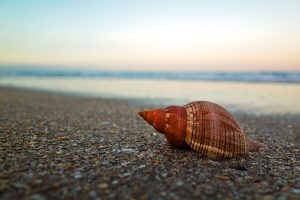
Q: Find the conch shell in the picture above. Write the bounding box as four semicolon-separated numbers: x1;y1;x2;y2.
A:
138;101;267;159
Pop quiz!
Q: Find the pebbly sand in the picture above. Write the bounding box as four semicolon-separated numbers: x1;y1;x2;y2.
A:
0;87;299;199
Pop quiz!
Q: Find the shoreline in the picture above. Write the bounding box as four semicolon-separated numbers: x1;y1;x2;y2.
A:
1;85;300;117
1;87;299;199
1;77;300;115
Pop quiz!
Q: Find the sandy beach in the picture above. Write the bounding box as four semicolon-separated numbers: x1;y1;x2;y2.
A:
0;87;299;199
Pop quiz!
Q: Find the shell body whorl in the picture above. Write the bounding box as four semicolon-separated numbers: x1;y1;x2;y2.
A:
138;101;267;159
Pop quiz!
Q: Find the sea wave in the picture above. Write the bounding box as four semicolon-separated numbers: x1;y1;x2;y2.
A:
0;68;300;83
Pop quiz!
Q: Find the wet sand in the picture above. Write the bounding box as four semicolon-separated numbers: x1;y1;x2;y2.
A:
1;77;300;114
0;87;299;199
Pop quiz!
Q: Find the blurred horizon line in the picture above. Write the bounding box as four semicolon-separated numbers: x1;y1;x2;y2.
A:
0;64;299;72
1;66;300;84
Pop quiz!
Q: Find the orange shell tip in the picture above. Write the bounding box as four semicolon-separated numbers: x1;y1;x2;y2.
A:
138;111;145;119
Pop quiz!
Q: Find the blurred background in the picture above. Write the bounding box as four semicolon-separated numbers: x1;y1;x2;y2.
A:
0;0;299;114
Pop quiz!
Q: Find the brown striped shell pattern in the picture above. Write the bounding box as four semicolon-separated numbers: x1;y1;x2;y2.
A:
138;101;267;159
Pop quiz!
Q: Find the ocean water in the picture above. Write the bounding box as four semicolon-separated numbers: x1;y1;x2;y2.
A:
1;68;300;83
1;68;300;114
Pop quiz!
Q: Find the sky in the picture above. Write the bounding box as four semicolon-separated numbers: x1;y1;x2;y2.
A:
0;0;299;71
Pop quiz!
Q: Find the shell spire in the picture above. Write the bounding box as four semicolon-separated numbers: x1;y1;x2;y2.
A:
138;101;267;159
138;108;165;133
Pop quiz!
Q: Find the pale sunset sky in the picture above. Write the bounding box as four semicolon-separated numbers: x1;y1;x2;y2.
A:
0;0;299;71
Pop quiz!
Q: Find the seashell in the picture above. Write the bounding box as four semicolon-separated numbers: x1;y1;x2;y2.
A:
138;101;267;159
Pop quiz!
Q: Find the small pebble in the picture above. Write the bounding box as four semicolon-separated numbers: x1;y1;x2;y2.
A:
152;132;158;136
97;183;109;189
30;194;46;200
111;180;119;185
292;188;300;194
175;181;184;187
73;171;82;179
122;148;139;153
